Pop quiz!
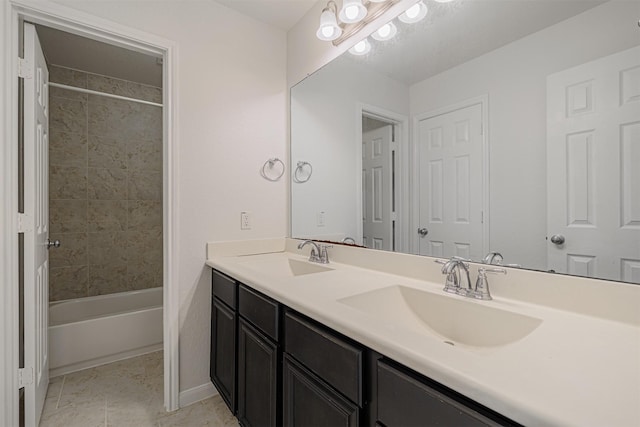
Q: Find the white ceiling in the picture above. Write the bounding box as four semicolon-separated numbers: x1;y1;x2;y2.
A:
214;0;318;31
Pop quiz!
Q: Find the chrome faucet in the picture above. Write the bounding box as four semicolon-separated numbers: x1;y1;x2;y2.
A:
440;257;473;296
436;257;506;301
297;240;332;264
482;251;503;265
341;237;356;244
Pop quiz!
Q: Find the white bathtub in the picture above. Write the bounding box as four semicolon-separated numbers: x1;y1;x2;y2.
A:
49;287;163;377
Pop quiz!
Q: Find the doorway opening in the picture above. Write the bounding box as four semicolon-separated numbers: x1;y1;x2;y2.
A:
358;105;410;253
6;5;178;424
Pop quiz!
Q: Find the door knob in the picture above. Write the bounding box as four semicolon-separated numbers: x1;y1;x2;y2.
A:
550;234;565;245
46;239;61;249
417;227;429;237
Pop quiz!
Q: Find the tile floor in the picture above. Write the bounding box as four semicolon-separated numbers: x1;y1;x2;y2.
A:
40;351;239;427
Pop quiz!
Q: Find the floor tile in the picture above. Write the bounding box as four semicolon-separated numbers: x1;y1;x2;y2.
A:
40;351;236;427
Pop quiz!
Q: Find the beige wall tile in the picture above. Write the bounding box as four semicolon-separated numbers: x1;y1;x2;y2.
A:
127;139;162;172
88;264;129;296
126;228;162;264
49;232;88;268
49;85;88;101
128;170;162;201
49;266;88;301
87;200;127;231
49;199;88;233
88;95;139;140
49;166;87;200
50;130;87;168
126;81;162;104
128;200;162;230
126;261;162;290
49;70;162;301
87;74;129;97
50;96;88;135
88;232;128;266
48;65;87;88
88;134;127;170
88;167;127;200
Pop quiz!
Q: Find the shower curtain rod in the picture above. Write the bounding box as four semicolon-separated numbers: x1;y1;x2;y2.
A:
48;82;163;107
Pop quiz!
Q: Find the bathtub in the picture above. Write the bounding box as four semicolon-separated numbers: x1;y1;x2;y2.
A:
49;287;163;377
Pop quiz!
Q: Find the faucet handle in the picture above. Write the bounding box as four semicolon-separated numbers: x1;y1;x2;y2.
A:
472;267;506;301
318;244;332;264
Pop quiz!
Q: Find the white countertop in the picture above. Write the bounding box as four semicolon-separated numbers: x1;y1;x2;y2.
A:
206;239;640;427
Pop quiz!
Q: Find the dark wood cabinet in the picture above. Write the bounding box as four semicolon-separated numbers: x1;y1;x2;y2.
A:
210;269;517;427
210;296;237;413
377;360;518;427
237;318;280;427
283;355;359;427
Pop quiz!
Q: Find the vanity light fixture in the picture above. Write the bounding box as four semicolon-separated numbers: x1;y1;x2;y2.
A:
339;0;368;24
398;1;428;24
349;38;372;55
316;1;343;41
316;0;401;45
371;22;397;41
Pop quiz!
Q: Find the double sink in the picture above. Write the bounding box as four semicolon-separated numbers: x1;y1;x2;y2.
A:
237;254;542;349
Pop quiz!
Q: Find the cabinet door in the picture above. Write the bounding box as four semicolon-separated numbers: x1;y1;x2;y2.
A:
377;360;506;427
283;355;358;427
237;318;279;427
210;297;236;413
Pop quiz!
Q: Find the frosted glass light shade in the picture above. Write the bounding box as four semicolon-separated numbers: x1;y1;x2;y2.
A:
349;38;371;55
398;1;428;23
339;0;367;24
371;22;397;41
316;9;342;41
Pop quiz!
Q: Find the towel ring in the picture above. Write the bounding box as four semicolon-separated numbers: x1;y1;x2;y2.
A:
293;161;312;183
261;158;285;182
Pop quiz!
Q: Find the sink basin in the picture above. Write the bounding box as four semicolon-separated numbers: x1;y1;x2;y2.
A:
338;285;541;348
240;256;333;278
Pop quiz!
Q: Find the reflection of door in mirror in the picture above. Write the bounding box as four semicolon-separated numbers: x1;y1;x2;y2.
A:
416;101;486;261
547;45;640;283
362;119;394;250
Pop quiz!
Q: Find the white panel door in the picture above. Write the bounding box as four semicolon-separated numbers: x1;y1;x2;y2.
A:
362;125;393;250
417;103;484;260
23;22;50;427
547;45;640;283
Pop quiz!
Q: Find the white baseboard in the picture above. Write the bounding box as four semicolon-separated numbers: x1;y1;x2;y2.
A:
179;382;218;408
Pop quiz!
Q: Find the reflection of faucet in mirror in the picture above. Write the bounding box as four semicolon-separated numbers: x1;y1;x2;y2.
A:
341;237;356;244
482;252;503;265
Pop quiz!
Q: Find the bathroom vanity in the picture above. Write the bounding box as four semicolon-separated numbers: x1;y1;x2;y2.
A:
206;238;640;427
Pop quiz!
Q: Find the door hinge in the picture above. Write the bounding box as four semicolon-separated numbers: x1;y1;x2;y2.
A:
18;367;33;388
18;58;32;79
17;213;32;233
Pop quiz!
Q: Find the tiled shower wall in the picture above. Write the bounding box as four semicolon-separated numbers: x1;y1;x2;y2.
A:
48;65;163;301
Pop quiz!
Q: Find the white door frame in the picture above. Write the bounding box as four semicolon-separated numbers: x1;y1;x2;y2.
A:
0;1;180;424
356;103;410;253
411;95;490;255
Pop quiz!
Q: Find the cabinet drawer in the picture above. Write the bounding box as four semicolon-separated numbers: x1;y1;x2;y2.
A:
239;284;280;341
284;311;363;406
377;360;505;427
212;269;236;308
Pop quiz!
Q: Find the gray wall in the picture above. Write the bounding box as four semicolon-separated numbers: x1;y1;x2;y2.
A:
48;65;163;301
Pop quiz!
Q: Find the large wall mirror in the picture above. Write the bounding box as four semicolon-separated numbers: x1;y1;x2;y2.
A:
291;0;640;284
